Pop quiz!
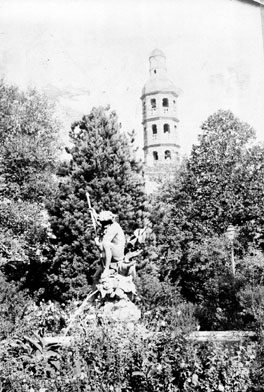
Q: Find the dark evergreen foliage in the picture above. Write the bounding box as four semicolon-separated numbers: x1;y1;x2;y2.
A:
47;106;147;301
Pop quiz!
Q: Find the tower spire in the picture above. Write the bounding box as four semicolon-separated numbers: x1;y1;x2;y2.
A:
149;48;167;77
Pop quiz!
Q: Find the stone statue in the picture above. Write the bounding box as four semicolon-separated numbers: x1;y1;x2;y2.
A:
88;208;148;301
89;209;126;279
63;205;151;331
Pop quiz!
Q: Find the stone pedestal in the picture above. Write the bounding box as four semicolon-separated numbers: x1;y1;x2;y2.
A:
99;299;141;323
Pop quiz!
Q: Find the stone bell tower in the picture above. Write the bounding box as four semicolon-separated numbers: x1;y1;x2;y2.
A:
141;49;180;190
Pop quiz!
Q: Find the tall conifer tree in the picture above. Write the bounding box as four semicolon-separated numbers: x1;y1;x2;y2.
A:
47;106;147;300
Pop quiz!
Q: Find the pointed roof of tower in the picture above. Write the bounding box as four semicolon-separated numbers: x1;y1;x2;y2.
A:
141;49;178;98
149;48;166;57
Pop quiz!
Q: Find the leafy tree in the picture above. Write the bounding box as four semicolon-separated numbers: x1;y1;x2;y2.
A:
47;106;148;301
0;79;61;202
184;110;264;244
153;109;264;258
0;80;61;296
151;110;264;324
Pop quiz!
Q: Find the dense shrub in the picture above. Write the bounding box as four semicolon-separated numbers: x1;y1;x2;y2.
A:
0;274;30;340
0;321;258;392
249;331;264;392
136;267;197;332
0;274;68;341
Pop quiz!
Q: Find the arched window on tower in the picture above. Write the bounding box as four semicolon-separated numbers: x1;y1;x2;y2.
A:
165;150;171;160
163;98;169;113
151;98;156;109
153;151;159;161
163;124;170;134
162;98;168;108
152;124;157;140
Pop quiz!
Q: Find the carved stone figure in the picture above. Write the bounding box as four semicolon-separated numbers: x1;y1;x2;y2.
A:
89;208;148;301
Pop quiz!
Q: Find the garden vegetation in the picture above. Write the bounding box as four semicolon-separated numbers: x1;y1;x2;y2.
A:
0;80;264;391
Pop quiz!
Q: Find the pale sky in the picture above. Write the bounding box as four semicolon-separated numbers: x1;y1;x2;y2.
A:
0;0;264;158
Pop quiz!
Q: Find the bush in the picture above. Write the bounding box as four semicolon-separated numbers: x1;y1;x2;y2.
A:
0;320;257;391
0;199;55;299
136;267;197;333
237;248;264;331
249;331;264;392
20;301;68;336
0;273;30;340
0;272;68;342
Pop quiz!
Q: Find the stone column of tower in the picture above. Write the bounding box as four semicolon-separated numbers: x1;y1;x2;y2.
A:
141;49;180;190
